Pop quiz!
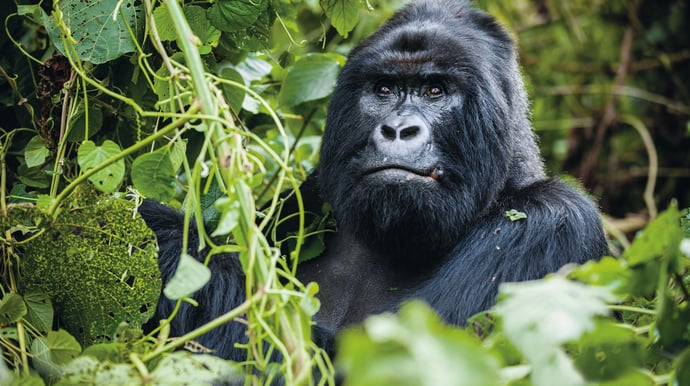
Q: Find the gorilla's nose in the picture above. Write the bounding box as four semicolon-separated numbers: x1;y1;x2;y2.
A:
373;115;431;156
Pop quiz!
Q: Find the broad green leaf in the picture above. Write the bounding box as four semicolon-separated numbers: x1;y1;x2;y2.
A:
20;189;161;345
0;293;27;325
495;277;616;386
77;140;125;193
338;301;500;386
219;66;246;112
81;342;128;363
207;0;267;33
163;253;211;300
212;198;241;237
152;3;176;41
66;106;103;141
185;5;221;48
169;140;187;172
8;184;37;204
325;0;360;37
57;356;139;385
24;292;53;333
46;329;81;365
224;7;271;51
573;322;644;381
31;337;61;382
150;352;243;384
25;136;50;168
17;163;49;188
280;54;341;107
623;203;681;266
656;294;690;346
131;149;176;202
43;0;143;64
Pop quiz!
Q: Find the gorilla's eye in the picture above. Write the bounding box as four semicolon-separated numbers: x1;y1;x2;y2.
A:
424;86;444;98
375;84;394;96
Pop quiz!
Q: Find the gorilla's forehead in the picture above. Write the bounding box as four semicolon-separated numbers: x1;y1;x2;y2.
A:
354;23;480;79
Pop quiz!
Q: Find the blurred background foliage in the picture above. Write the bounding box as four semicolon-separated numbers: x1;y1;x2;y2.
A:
475;0;689;232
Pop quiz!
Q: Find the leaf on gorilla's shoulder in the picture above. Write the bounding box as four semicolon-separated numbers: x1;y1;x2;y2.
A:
505;209;527;221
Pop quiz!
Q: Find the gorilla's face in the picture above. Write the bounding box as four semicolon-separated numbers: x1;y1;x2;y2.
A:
318;3;534;259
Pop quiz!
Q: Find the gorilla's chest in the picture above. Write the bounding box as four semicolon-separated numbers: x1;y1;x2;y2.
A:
296;232;425;331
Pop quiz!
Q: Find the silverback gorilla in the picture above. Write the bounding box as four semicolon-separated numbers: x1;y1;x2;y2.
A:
139;0;608;361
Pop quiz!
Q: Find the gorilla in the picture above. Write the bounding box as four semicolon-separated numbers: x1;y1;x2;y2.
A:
139;0;608;362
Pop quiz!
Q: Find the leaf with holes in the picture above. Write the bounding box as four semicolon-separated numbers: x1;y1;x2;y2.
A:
19;188;160;345
43;0;143;64
207;0;267;33
77;140;125;193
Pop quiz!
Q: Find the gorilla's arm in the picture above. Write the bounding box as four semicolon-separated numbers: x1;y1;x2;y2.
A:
412;178;608;325
138;199;250;360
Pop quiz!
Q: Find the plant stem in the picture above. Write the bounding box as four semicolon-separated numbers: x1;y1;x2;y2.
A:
48;104;200;216
141;293;259;362
164;0;231;163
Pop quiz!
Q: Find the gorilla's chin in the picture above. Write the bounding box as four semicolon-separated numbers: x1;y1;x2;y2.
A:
330;180;468;260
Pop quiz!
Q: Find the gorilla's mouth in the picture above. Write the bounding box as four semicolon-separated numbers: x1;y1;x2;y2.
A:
363;165;444;182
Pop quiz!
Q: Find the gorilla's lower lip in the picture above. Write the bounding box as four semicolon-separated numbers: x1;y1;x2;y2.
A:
363;166;441;182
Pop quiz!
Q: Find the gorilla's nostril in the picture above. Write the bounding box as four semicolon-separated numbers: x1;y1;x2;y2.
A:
381;125;397;140
400;126;420;140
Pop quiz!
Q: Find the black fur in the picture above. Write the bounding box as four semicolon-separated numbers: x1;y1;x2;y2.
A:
139;0;608;363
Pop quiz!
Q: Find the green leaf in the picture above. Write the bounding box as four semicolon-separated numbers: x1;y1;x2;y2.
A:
219;66;246;112
163;253;211;300
223;7;271;51
207;0;268;33
23;292;54;333
25;136;50;168
46;329;82;365
81;342;128;363
505;209;527;221
0;293;27;325
212;198;241;237
169;140;187;172
495;277;616;386
152;3;176;41
656;294;690;346
77;140;125;193
31;337;61;382
66;106;103;141
338;301;500;386
573;322;644;381
325;0;360;37
17;163;49;188
623;203;681;266
57;356;139;385
185;5;221;47
19;189;161;345
43;0;143;64
280;54;342;107
131;149;176;202
150;352;243;384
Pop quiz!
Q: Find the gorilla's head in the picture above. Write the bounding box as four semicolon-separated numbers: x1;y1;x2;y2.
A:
318;0;544;259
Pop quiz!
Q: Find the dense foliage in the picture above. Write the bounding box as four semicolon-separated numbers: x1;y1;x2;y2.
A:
0;0;688;385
